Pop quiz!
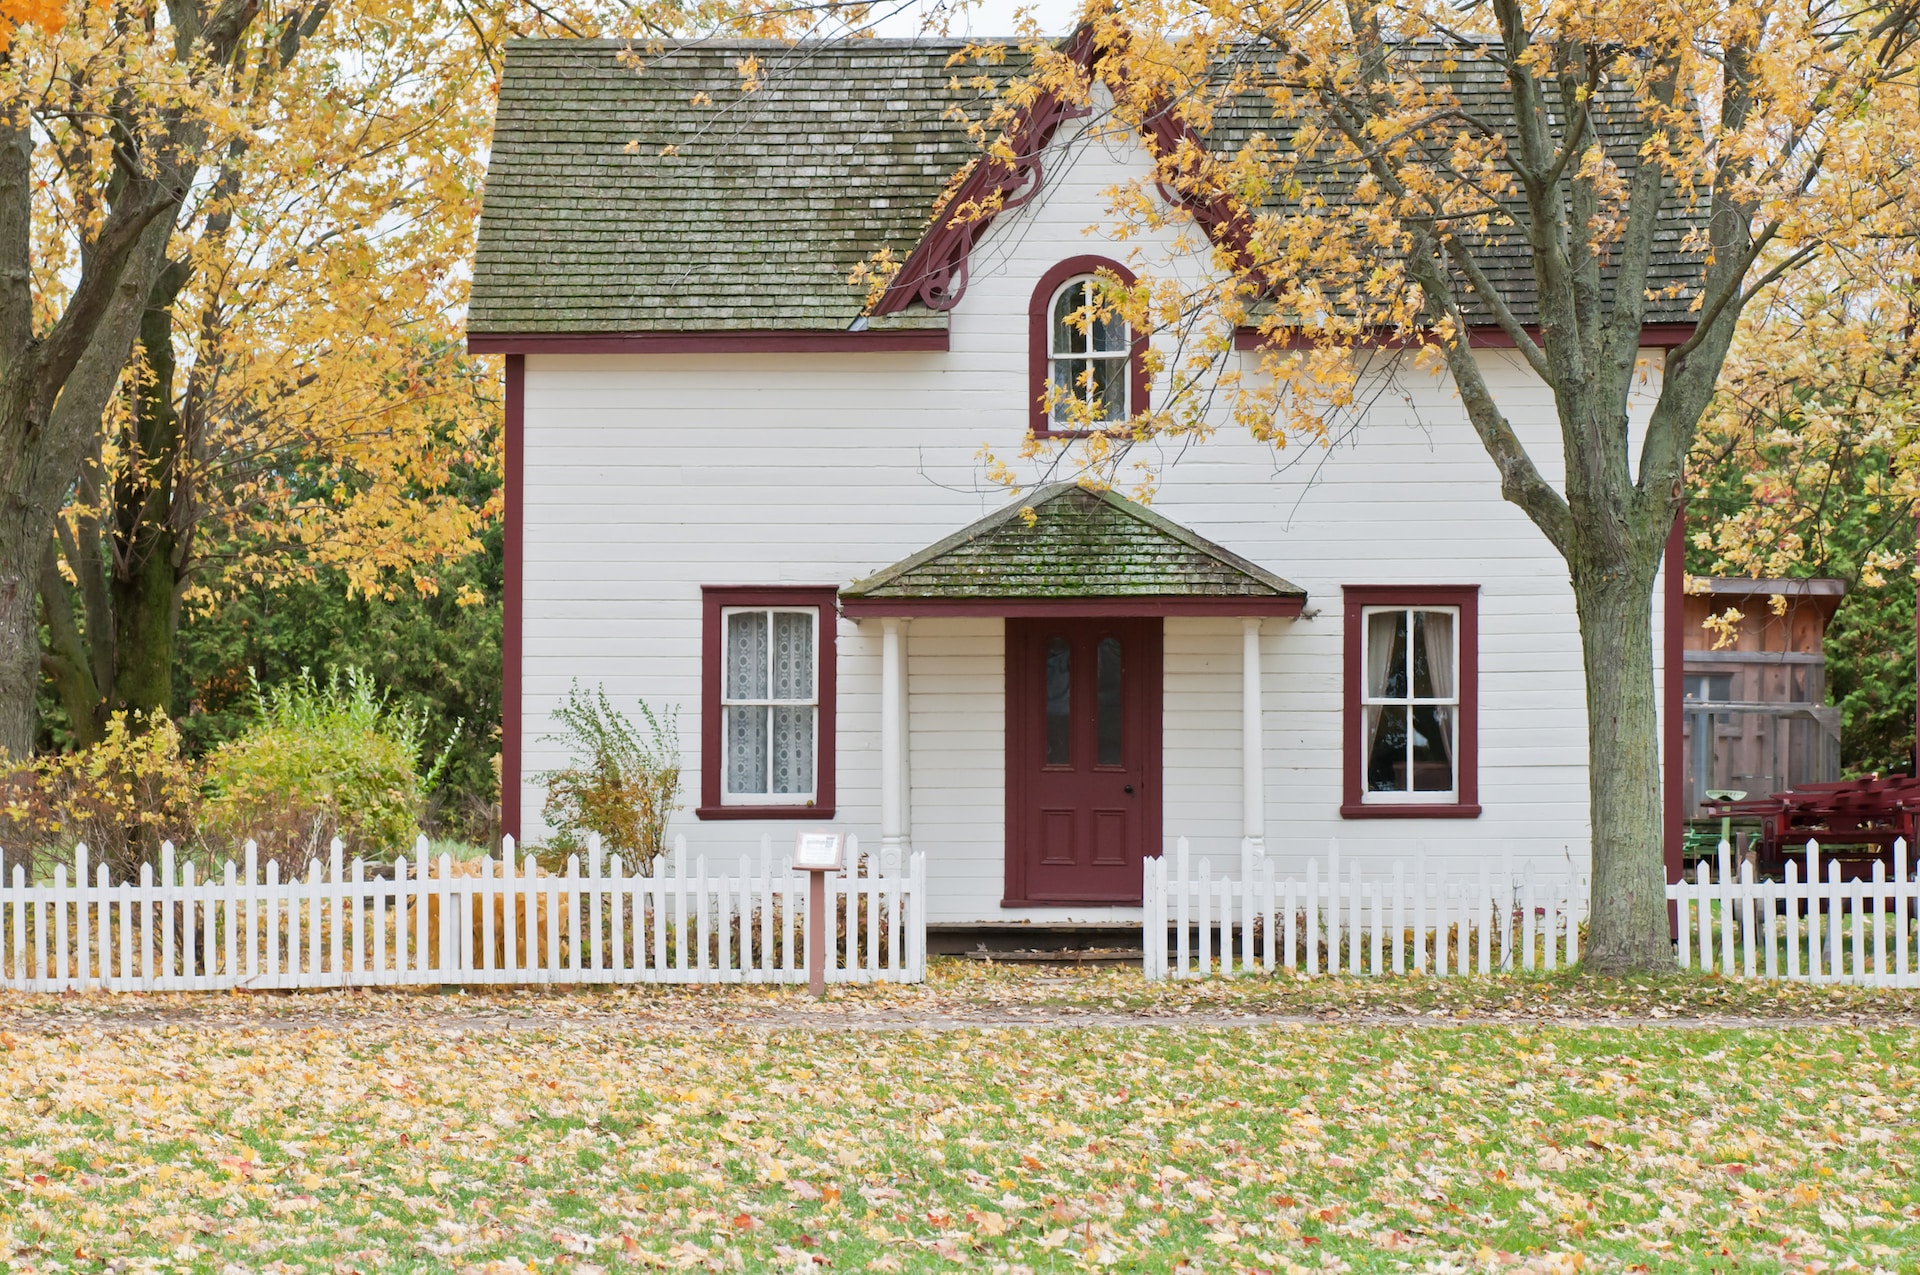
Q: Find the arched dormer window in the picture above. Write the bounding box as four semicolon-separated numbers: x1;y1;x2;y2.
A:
1028;256;1147;438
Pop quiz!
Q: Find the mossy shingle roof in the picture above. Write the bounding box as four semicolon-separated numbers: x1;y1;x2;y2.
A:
840;485;1306;601
469;38;1706;335
470;39;1003;335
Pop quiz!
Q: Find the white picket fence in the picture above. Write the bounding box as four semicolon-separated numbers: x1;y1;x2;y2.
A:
1672;838;1920;986
1143;839;1589;980
0;833;926;992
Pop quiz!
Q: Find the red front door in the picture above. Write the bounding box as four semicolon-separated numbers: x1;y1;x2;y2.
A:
1005;617;1162;904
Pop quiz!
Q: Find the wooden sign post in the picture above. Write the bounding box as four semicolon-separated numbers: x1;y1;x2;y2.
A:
793;832;845;997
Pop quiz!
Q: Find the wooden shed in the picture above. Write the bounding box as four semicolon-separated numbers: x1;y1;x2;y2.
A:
1680;578;1845;822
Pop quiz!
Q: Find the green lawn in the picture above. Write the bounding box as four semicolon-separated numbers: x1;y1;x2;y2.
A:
3;982;1918;1272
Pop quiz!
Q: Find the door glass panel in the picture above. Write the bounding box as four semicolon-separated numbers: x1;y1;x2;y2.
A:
1096;636;1123;765
1045;637;1072;765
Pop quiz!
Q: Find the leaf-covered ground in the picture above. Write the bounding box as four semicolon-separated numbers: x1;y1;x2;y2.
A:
3;967;1919;1273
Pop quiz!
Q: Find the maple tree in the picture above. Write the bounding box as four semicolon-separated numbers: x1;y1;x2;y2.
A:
0;0;272;760
986;0;1920;970
31;0;505;747
11;0;850;754
1688;257;1919;770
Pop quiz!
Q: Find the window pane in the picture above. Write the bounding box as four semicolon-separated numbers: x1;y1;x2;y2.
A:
1052;281;1089;356
726;611;768;700
1096;636;1122;766
1045;637;1072;765
771;611;813;700
1412;609;1454;699
771;706;815;795
1365;704;1409;792
1365;610;1407;699
1090;304;1128;353
1050;357;1082;423
725;705;769;794
1089;355;1126;421
1411;704;1454;791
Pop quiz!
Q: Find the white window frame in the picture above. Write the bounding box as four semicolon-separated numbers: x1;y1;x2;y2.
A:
720;606;820;806
1359;604;1461;805
1048;275;1130;425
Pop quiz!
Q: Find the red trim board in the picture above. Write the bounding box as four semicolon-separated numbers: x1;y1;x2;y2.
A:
1027;256;1151;440
468;330;947;356
696;586;840;821
502;354;525;843
1340;585;1482;819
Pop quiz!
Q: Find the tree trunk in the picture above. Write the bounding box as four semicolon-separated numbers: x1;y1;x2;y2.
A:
0;217;174;756
1571;545;1673;972
109;269;189;721
0;504;40;758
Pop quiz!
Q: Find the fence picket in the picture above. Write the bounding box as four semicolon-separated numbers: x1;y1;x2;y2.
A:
1889;841;1904;990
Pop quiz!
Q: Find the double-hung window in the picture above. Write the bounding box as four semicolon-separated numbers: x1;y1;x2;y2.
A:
722;607;817;802
699;587;837;819
1361;606;1459;800
1342;586;1479;817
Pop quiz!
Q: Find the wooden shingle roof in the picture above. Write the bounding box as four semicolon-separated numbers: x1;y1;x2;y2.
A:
470;39;1001;336
470;37;1707;337
839;485;1306;613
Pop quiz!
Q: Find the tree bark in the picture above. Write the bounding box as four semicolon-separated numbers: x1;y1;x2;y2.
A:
0;216;174;755
1569;544;1674;972
108;263;192;722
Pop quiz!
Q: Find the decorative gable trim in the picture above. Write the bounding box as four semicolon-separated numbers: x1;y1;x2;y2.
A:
869;28;1100;316
870;27;1258;320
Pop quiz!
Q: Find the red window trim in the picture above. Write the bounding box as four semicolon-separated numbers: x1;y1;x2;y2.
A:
1341;585;1481;819
1029;256;1150;440
697;586;839;821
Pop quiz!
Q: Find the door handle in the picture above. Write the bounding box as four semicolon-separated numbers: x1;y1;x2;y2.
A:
1124;785;1136;795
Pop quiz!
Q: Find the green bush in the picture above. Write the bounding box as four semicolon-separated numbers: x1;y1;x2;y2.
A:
202;668;452;869
539;684;681;869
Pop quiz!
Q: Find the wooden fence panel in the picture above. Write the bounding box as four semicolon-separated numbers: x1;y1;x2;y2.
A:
0;833;926;992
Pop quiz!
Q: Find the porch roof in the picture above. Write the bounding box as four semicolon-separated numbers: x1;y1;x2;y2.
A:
839;484;1306;617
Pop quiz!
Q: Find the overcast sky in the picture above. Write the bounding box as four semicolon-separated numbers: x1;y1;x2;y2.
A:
863;0;1082;39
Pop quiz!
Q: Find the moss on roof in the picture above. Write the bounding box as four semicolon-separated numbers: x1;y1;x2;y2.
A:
470;37;1706;336
840;485;1306;601
469;39;1004;335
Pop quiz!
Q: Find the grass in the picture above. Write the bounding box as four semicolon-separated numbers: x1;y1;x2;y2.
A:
2;967;1919;1271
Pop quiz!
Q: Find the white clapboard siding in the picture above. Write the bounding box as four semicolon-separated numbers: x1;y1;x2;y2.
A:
1143;837;1587;980
0;834;925;992
1669;838;1920;987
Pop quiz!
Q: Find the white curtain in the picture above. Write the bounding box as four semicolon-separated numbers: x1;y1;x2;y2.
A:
1363;610;1401;769
1419;609;1454;700
770;613;815;795
1417;609;1455;782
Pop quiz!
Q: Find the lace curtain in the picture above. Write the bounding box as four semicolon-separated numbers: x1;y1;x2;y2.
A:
725;609;814;797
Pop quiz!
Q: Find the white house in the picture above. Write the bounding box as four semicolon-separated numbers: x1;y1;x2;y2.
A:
466;36;1692;930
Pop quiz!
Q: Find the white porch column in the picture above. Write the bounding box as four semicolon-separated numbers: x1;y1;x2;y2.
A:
881;617;910;856
1241;617;1265;855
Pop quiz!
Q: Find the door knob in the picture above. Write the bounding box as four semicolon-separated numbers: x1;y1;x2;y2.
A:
1124;785;1135;795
